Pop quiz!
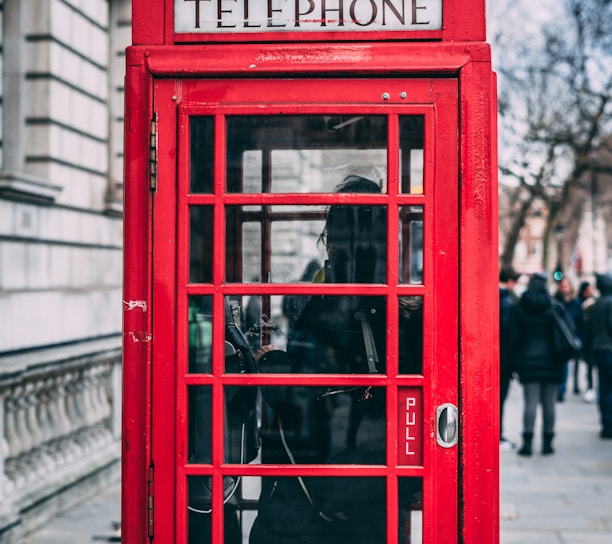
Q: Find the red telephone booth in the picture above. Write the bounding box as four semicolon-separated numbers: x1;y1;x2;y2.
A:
123;2;499;543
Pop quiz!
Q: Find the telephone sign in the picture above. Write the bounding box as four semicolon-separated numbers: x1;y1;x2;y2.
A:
174;0;443;33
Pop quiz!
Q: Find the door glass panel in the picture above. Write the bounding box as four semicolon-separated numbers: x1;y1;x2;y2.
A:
226;116;387;193
190;206;214;283
400;477;424;544
398;296;424;375
233;294;287;354
399;206;424;284
188;475;243;544
226;204;387;284
190;116;214;193
400;116;425;194
188;386;212;464
187;384;259;466
188;295;213;374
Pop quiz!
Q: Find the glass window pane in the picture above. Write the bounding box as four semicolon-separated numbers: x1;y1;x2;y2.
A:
188;386;212;464
190;117;214;193
232;294;289;354
400;116;425;194
188;296;212;374
190;206;214;283
226;204;387;284
226;116;387;193
399;297;423;375
188;476;243;543
225;385;260;465
400;477;424;544
399;206;424;284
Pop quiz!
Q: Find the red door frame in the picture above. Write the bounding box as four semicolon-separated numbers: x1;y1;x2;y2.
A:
159;78;457;544
122;43;498;544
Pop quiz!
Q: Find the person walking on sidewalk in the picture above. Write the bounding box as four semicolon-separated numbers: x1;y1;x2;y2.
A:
584;273;612;439
510;272;566;456
579;280;598;402
554;278;584;402
499;267;521;451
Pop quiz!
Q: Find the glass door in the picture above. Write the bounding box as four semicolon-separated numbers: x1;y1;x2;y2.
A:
152;77;459;543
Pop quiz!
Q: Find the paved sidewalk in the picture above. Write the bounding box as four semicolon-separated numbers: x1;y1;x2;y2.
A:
500;366;612;544
25;364;611;543
24;483;120;544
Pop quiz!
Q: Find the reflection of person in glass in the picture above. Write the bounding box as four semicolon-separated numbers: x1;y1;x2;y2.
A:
249;176;421;544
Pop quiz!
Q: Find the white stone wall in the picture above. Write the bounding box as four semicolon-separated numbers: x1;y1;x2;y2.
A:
0;0;129;354
0;0;129;539
24;0;110;208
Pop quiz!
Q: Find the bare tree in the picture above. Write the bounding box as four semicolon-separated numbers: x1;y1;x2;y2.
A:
492;0;612;269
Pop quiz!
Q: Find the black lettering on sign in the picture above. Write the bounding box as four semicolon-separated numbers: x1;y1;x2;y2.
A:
412;0;430;24
350;0;378;27
180;0;438;31
321;0;345;27
295;0;316;27
244;0;261;27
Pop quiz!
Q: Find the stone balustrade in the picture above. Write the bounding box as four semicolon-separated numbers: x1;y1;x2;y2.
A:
0;339;121;541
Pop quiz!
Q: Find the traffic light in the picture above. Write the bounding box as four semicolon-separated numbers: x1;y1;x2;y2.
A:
553;265;564;282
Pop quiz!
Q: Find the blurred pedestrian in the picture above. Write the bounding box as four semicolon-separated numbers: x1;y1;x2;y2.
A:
554;278;584;402
510;272;568;456
584;273;612;439
577;281;597;401
499;266;521;451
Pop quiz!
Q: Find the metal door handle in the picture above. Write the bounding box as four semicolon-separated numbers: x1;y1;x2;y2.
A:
436;403;458;448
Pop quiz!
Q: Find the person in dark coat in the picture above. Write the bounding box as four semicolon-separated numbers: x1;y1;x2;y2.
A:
281;259;321;330
510;272;567;456
554;278;584;402
499;267;521;451
584;273;612;439
248;176;422;544
575;281;596;397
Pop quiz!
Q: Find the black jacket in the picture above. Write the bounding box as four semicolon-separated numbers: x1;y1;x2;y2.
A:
250;294;421;544
585;295;612;354
499;287;517;374
510;287;565;385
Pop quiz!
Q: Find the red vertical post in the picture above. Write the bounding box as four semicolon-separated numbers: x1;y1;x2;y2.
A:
459;53;499;543
122;50;152;544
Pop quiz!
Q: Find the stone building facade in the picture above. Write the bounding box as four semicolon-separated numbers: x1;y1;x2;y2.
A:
0;1;130;541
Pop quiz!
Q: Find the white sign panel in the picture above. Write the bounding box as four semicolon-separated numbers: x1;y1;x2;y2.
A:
175;0;443;33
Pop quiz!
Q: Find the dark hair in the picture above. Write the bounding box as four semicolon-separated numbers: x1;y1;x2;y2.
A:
578;281;591;298
596;273;612;296
528;272;549;291
499;267;520;283
321;176;386;283
334;175;382;195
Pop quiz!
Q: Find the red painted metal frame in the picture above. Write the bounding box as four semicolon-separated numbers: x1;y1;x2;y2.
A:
163;79;458;544
122;57;153;544
122;40;498;544
132;0;486;45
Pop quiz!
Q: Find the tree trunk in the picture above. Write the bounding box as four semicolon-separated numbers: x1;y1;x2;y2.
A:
500;196;533;268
